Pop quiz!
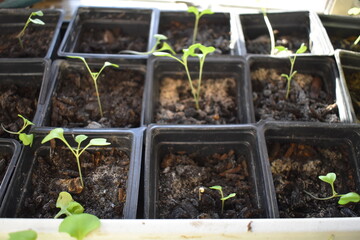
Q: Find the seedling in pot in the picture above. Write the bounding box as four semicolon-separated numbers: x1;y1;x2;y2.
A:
188;6;214;45
1;114;34;146
59;213;100;240
261;7;276;55
305;172;360;205
67;56;119;118
210;185;236;214
275;43;307;99
16;10;45;49
120;34;176;55
153;43;215;110
41;128;111;190
55;191;84;219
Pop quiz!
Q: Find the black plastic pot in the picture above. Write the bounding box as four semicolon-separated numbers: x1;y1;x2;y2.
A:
319;14;360;53
38;58;146;128
158;10;235;55
143;56;252;125
236;11;332;55
144;125;277;219
0;127;144;219
247;55;349;122
0;59;51;138
261;122;360;218
0;138;21;207
0;8;63;59
58;7;158;59
335;50;360;123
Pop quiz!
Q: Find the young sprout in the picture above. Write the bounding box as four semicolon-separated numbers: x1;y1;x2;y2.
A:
120;34;176;55
59;213;100;240
8;229;37;240
153;43;215;110
261;8;276;55
305;172;360;205
1;114;34;146
17;10;45;49
188;6;214;45
55;191;84;219
209;185;236;214
353;35;360;46
67;56;119;118
275;43;307;99
41;128;111;189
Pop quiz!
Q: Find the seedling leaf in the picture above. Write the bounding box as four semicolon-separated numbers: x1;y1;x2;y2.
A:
187;6;199;15
154;34;168;41
55;192;84;218
209;186;222;191
8;229;37;240
89;138;111;146
19;133;34;147
199;9;214;17
104;62;119;68
338;192;360;205
153;52;172;57
75;135;88;144
296;44;307;54
33;10;44;16
18;114;34;127
221;193;236;201
275;46;287;52
29;18;45;25
59;213;100;240
41;128;65;144
319;172;336;185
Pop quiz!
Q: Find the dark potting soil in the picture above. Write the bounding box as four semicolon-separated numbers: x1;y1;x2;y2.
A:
267;141;360;218
18;146;130;218
246;32;309;54
344;68;360;121
0;152;11;184
155;76;239;124
0;82;39;138
51;65;144;128
251;68;339;122
0;26;54;58
158;150;265;219
330;35;360;52
159;19;231;54
75;25;147;54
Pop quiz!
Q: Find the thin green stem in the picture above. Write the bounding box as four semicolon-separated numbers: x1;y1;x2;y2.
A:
262;11;275;55
184;64;199;110
75;155;84;188
354;35;360;45
304;190;338;201
192;16;200;44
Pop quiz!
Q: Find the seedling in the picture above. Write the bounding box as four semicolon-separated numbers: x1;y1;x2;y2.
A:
261;8;276;55
210;185;236;214
8;229;37;240
1;114;34;146
55;191;84;219
120;34;176;55
41;128;111;189
153;43;215;110
348;7;360;46
67;56;119;118
17;10;45;49
188;6;214;45
59;213;100;240
276;43;307;99
305;172;360;205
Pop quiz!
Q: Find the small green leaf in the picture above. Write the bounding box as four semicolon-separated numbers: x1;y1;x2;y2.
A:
209;185;222;191
187;6;199;15
338;192;360;205
59;213;100;240
348;7;360;15
157;42;176;54
221;193;236;201
41;128;65;144
9;229;37;240
68;55;85;61
89;138;111;146
67;201;85;215
18;114;34;126
296;44;307;54
199;9;214;17
154;34;168;41
56;192;74;208
319;172;336;185
275;46;287;52
198;44;215;56
55;191;84;218
75;135;88;144
153;52;172;57
104;62;119;68
33;10;44;17
19;133;34;146
29;18;45;25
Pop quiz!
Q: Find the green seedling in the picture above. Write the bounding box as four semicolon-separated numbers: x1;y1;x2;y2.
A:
59;213;100;240
305;172;360;205
210;185;236;214
188;6;214;45
1;114;34;146
153;43;215;110
120;34;176;55
261;8;276;55
17;10;45;49
348;7;360;46
67;56;119;118
55;191;84;219
275;43;307;99
8;229;37;240
353;35;360;46
41;128;111;188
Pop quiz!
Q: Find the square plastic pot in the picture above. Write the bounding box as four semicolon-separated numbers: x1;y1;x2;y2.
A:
0;139;21;208
143;56;252;125
236;11;332;55
261;121;360;218
58;7;158;59
319;14;360;53
0;127;144;219
38;58;146;128
144;125;277;219
246;55;349;123
335;50;360;123
0;59;51;138
0;8;63;59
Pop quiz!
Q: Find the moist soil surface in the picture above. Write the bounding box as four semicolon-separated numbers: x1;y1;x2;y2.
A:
155;76;239;124
251;68;339;122
344;68;360;121
0;152;11;184
330;35;360;52
159;19;231;54
51;64;144;128
0;26;54;57
18;146;130;218
267;141;360;218
158;150;265;219
75;25;147;54
0;81;40;138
